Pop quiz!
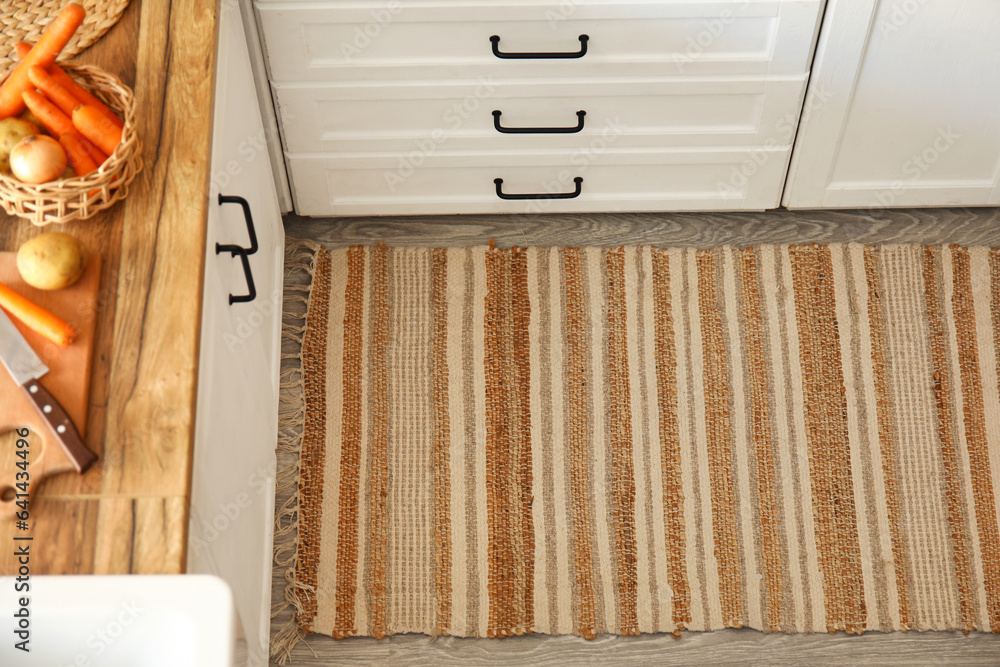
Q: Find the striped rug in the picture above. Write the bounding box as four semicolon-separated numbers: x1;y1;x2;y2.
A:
280;242;1000;645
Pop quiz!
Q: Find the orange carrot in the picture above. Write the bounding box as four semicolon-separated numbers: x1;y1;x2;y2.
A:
77;133;108;167
16;41;124;131
0;282;76;347
72;104;121;157
27;65;80;117
21;89;75;138
59;132;99;177
0;4;86;119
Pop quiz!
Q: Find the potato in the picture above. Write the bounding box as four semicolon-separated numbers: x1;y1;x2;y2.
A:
0;118;41;176
17;232;89;291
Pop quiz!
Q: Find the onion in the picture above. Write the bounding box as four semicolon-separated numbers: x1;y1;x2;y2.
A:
10;135;67;184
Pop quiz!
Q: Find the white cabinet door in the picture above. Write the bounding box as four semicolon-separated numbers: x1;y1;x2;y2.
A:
783;0;1000;208
189;1;285;665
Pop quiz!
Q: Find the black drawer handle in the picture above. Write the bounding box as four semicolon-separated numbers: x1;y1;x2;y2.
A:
490;34;589;59
216;194;258;256
493;110;586;134
216;194;258;304
494;177;583;200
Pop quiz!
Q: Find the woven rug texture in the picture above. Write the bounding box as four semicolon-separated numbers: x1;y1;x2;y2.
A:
278;242;1000;645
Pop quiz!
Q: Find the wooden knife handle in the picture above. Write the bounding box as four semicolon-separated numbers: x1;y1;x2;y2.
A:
21;379;97;473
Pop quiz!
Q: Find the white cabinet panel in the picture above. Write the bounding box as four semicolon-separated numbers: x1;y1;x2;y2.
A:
189;1;284;665
256;0;823;81
783;0;1000;208
274;76;808;152
287;146;791;215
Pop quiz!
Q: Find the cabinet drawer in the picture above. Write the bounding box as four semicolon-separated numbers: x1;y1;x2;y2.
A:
274;77;806;152
256;1;823;81
286;146;791;215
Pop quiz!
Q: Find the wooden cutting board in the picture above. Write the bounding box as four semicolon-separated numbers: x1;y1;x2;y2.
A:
0;251;101;516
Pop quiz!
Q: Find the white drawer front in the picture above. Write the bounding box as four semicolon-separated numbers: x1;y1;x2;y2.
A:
256;1;822;81
286;147;791;215
274;77;806;152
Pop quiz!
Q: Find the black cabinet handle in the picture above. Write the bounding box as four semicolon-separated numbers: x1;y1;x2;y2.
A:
226;249;257;304
494;177;583;200
216;194;258;256
492;110;586;134
490;34;588;59
216;194;258;304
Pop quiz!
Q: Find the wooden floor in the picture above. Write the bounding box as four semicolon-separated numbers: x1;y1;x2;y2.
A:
269;206;1000;666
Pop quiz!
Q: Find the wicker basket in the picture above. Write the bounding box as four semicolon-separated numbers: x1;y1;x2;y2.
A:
0;61;142;226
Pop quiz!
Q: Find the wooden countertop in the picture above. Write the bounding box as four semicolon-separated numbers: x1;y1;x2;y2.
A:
0;0;216;574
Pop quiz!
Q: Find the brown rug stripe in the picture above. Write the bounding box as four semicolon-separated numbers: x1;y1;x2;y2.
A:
739;248;783;631
789;245;866;633
696;250;744;627
328;247;364;637
864;247;913;630
484;249;514;637
923;246;978;632
513;248;535;636
286;243;1000;646
431;248;452;635
563;247;599;639
605;248;640;635
951;248;1000;632
297;246;333;633
651;248;691;630
367;244;390;639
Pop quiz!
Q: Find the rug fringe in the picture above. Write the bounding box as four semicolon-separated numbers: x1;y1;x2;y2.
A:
270;239;322;664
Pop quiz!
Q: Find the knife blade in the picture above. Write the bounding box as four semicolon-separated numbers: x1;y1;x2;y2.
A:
0;307;97;473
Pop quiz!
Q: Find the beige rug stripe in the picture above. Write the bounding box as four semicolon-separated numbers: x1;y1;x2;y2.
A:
445;248;470;636
624;246;653;633
585;247;618;635
471;247;491;635
313;249;349;634
881;247;957;629
830;245;881;630
606;247;640;635
642;246;674;633
760;246;806;631
974;247;1000;632
548;247;574;635
432;248;453;635
526;247;550;634
924;246;978;630
721;246;761;630
387;250;435;633
671;247;712;630
951;248;1000;631
863;246;911;631
849;244;902;631
778;246;827;633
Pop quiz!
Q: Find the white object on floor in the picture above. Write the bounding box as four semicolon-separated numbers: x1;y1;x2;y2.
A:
0;574;234;666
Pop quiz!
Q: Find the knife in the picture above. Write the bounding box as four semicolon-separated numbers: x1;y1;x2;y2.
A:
0;307;97;473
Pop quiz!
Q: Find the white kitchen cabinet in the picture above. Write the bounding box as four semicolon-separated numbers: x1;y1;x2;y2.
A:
782;0;1000;208
254;0;823;216
189;1;284;665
